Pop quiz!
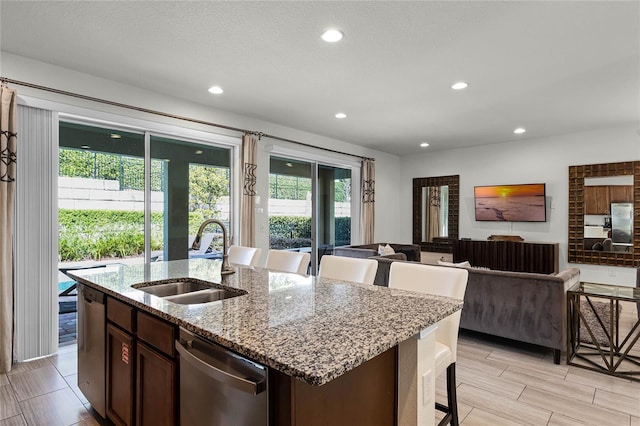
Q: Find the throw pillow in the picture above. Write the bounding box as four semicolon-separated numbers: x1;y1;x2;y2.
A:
437;260;471;268
378;244;395;256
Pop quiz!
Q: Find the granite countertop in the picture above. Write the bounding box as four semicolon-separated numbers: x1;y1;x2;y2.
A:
69;259;463;386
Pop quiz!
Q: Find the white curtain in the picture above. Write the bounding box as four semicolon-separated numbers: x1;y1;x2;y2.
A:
240;134;258;247
361;159;375;244
0;86;17;373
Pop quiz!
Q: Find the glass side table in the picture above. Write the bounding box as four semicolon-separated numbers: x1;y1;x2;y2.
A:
567;282;640;381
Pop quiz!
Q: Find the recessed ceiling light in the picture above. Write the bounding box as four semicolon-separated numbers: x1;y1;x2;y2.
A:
194;150;203;155
420;142;430;148
451;81;469;90
514;127;526;134
335;112;347;119
208;86;224;95
285;162;293;168
109;133;121;139
321;29;344;43
80;145;91;150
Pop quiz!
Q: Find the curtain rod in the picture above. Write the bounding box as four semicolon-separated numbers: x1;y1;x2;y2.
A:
1;77;373;162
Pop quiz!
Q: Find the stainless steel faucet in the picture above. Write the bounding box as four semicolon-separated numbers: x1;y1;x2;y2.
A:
191;219;235;275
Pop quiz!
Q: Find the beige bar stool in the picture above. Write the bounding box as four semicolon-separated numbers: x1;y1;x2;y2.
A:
227;245;262;267
317;255;378;285
265;249;310;274
388;262;468;426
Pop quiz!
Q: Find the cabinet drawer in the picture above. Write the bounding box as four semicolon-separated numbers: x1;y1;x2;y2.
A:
137;311;176;357
107;297;135;333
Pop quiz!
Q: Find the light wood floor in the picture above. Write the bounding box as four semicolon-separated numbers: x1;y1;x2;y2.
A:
436;301;640;426
1;305;638;426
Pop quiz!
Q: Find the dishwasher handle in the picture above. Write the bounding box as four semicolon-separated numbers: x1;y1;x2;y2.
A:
176;339;266;395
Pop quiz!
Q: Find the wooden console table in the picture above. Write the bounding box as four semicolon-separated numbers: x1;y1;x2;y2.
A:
453;239;559;274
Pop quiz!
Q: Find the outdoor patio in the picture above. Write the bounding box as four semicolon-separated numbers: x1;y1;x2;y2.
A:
59;311;76;346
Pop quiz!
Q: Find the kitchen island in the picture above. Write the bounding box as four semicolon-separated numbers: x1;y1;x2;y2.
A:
69;258;463;426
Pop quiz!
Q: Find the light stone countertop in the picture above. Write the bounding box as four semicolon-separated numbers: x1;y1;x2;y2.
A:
69;258;463;386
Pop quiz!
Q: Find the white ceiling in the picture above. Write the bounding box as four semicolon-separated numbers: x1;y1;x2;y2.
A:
1;1;638;156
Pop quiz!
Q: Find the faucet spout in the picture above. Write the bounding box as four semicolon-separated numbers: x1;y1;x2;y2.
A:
192;219;234;275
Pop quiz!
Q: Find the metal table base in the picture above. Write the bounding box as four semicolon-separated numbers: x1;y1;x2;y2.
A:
567;282;640;382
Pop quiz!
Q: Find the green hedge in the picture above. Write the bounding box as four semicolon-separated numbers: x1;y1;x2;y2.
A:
58;210;351;262
269;215;351;247
58;209;210;261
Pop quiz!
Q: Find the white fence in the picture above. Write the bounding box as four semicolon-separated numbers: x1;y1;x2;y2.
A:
59;177;349;217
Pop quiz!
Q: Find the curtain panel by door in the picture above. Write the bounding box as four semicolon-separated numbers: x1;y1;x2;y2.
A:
361;159;375;245
0;86;17;373
241;134;258;247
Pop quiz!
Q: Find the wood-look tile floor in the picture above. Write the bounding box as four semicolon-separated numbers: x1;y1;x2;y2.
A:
1;305;638;425
436;301;640;426
0;344;107;426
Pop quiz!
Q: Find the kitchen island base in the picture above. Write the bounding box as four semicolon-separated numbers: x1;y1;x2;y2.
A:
270;347;396;425
69;260;460;426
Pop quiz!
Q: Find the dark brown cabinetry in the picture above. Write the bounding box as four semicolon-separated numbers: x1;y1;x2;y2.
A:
609;185;633;203
453;239;559;274
136;312;177;426
106;323;135;426
136;342;176;426
105;297;178;426
270;347;396;426
584;185;633;215
584;186;610;215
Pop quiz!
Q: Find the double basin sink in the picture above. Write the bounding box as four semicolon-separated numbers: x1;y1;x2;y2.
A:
132;278;246;305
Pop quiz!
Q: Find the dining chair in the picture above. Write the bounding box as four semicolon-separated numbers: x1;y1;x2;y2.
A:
265;249;310;274
388;262;468;426
317;255;378;285
227;245;262;267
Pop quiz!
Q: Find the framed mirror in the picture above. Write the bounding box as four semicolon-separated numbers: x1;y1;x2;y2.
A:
568;161;640;267
413;175;459;253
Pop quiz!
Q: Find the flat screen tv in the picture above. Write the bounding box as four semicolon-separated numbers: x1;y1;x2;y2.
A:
474;183;546;222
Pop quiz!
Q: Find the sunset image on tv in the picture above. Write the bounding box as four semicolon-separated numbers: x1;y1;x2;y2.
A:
474;184;546;222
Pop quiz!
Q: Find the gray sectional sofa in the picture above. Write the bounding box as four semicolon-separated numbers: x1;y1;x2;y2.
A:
333;243;421;262
340;255;581;364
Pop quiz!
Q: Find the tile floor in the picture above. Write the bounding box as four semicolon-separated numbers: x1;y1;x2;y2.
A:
2;305;639;425
0;344;106;426
435;301;640;425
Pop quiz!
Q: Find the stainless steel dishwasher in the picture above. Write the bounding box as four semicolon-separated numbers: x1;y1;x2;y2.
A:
176;328;268;426
77;283;106;418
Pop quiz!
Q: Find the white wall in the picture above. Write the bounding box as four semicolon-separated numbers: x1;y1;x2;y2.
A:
9;52;638;285
1;52;403;248
400;126;640;285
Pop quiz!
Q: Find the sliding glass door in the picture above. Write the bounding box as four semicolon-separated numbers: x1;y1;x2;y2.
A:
269;156;352;274
58;122;146;267
58;122;233;266
57;121;233;344
150;135;231;261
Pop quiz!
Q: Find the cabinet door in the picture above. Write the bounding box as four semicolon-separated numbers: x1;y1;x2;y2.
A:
107;323;135;426
584;186;610;214
136;341;177;426
609;185;633;203
597;186;611;214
